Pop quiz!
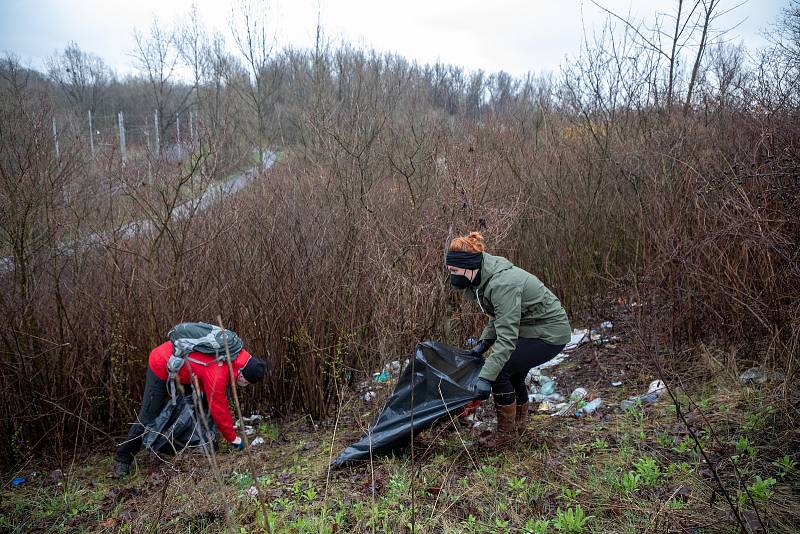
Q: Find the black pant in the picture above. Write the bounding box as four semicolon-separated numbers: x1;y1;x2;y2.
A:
491;338;565;406
115;368;169;464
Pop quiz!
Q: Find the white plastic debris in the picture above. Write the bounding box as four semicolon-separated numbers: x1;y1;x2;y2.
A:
647;380;666;395
570;387;588;401
244;414;264;423
612;381;623;387
553;388;589;417
576;398;603;416
600;321;613;330
245;486;259;498
533;329;589;370
620;380;668;410
244;425;255;436
387;360;401;375
363;391;377;402
250;437;265;447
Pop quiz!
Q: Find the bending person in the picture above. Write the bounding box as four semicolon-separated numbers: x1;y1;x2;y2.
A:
446;232;571;448
112;335;267;478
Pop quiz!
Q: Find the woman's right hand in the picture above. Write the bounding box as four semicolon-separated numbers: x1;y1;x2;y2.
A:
469;339;495;356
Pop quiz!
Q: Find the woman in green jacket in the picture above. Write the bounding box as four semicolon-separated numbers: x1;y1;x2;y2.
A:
446;232;572;448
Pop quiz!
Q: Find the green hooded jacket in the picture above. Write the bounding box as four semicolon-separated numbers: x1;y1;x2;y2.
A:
463;253;571;381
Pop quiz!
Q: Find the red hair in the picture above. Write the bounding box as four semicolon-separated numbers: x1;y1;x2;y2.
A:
448;231;486;253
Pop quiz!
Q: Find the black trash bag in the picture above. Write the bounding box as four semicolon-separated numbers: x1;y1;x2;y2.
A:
332;341;483;467
142;393;217;456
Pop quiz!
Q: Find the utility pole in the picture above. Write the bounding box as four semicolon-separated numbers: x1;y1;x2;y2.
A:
52;116;59;158
88;110;95;157
118;111;127;164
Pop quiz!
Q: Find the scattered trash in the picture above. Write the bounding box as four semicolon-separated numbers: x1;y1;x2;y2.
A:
363;391;377;402
570;387;588;400
611;381;623;387
620;380;667;410
648;380;666;395
373;369;390;383
525;369;556;394
48;469;63;483
244;426;255;436
250;437;265;447
576;398;603;416
245;485;259;499
740;368;767;385
533;329;589;370
466;338;478;347
529;392;566;403
553;388;589;417
387;361;401;375
600;321;613;330
11;476;25;487
243;414;264;423
739;367;783;385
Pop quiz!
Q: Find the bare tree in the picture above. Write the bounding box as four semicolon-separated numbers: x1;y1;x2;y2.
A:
132;18;192;155
229;0;282;168
47;42;113;118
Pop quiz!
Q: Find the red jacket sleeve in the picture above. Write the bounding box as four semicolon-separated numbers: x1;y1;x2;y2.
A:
204;366;237;443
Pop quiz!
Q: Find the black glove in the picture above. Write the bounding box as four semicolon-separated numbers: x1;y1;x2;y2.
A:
473;377;492;400
469;338;495;356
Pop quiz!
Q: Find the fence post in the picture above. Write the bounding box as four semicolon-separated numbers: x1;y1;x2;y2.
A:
118;111;127;165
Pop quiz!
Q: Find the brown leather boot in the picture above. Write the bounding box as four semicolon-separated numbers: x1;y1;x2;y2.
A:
479;404;517;448
515;402;529;437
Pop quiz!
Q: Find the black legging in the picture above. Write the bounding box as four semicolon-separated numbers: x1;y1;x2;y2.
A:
491;338;565;406
115;368;169;464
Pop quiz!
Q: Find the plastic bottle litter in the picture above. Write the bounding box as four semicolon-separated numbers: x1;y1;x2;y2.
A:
620;380;667;410
525;369;556;394
529;392;565;403
611;381;623;387
576;398;602;416
11;476;25;487
250;437;265;447
570;387;588;401
552;388;589;417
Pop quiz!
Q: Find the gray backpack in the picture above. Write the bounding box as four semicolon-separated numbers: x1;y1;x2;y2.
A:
166;322;244;402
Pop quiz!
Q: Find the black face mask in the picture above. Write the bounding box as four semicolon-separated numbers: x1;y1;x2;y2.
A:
449;274;471;289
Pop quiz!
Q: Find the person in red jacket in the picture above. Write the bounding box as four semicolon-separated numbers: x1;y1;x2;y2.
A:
112;340;268;478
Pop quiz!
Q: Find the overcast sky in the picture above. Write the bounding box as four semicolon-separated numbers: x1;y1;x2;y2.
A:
0;0;789;78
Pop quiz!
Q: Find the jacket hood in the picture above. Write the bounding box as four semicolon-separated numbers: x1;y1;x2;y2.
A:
476;253;514;290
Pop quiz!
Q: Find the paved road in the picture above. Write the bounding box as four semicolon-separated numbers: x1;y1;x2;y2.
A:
0;150;276;274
